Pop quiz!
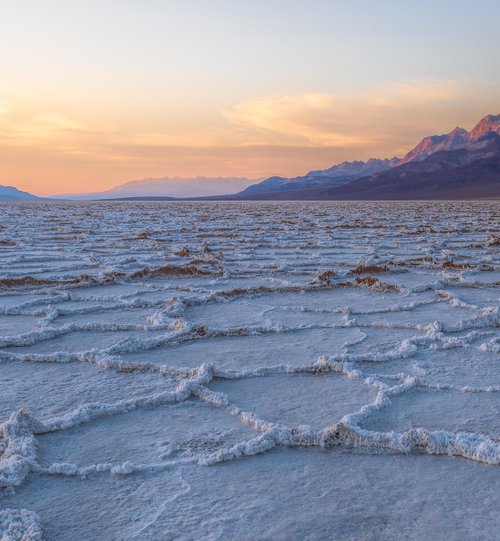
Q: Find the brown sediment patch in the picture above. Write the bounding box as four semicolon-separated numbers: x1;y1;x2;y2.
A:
311;271;399;293
436;291;452;301
441;261;473;270
391;256;436;269
189;258;215;266
71;274;98;284
302;364;338;375
194;324;208;336
352;264;388;274
227;327;253;337
192;326;253;340
0;276;60;288
217;285;290;299
354;276;400;293
130;265;213;279
134;232;151;240
0;272;123;290
462;244;484;249
313;270;338;284
175;247;191;257
101;271;126;284
486;235;500;246
406;257;433;264
334;281;354;288
124;231;154;241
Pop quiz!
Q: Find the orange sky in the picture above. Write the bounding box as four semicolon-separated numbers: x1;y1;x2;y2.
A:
1;82;498;196
1;1;499;196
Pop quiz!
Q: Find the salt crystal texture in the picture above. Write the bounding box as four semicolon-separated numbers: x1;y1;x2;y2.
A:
0;200;499;540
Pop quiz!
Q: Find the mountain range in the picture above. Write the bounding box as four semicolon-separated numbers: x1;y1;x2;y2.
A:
236;113;500;198
248;131;500;201
1;113;499;201
240;158;401;195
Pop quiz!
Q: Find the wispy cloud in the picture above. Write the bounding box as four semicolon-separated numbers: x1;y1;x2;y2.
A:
0;100;89;145
222;80;466;148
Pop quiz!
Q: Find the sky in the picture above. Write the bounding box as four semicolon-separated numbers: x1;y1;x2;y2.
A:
1;0;500;196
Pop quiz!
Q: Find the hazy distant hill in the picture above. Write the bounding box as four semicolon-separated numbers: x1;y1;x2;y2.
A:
57;176;255;200
0;185;42;201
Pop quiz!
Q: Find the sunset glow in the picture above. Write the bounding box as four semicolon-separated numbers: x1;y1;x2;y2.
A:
1;0;499;195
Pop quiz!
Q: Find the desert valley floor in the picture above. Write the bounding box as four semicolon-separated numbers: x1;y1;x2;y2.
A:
0;201;499;540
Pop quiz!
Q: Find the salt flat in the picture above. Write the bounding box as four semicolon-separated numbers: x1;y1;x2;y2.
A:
0;200;499;540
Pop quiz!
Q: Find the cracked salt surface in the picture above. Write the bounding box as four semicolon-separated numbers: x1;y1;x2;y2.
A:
121;327;364;370
0;200;499;540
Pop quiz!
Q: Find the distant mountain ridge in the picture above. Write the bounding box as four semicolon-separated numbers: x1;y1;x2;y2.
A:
399;127;469;164
230;129;500;201
240;113;500;196
2;113;499;202
468;113;500;142
0;185;41;201
399;113;500;164
240;158;400;195
314;131;500;200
